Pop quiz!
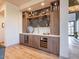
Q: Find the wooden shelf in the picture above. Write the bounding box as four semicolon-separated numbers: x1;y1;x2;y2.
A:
27;13;50;19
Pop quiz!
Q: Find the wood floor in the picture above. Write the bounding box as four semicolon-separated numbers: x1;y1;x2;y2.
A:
4;45;59;59
69;37;79;59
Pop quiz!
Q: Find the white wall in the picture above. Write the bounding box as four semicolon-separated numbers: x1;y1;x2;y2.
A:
0;4;5;12
60;0;69;58
5;2;22;47
76;13;79;32
0;15;5;40
77;20;79;32
77;19;79;38
68;13;76;21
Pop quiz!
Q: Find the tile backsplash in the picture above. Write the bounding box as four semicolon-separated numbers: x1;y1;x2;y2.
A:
33;27;50;35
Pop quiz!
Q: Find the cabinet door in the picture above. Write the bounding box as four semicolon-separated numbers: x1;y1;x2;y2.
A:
28;35;34;47
20;34;29;46
32;36;40;48
20;34;24;45
28;35;40;48
50;7;60;35
39;37;49;52
48;37;60;55
23;35;29;45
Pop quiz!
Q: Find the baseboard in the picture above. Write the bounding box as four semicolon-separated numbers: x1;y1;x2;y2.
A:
60;56;69;59
5;43;19;48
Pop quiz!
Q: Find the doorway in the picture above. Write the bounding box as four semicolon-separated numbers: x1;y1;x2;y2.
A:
69;0;79;58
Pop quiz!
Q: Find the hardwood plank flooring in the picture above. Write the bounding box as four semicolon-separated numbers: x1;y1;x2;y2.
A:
4;45;59;59
69;37;79;59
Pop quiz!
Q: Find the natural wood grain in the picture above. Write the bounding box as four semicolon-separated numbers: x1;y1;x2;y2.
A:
22;13;28;33
0;40;4;46
20;34;60;55
50;6;60;35
5;45;58;59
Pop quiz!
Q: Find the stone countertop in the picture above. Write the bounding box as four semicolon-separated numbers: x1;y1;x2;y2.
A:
20;33;60;38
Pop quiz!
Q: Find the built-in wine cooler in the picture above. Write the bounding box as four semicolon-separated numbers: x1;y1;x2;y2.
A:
24;35;29;44
40;37;48;48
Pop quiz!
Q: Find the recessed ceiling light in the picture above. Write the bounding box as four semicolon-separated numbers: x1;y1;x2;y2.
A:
41;3;45;6
28;8;32;11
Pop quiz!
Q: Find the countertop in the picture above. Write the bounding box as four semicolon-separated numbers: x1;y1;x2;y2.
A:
0;40;5;47
20;33;60;38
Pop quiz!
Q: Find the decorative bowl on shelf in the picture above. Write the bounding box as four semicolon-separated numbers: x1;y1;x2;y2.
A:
27;26;34;33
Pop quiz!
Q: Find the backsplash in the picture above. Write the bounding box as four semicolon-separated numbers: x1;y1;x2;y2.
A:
33;27;50;35
29;16;50;27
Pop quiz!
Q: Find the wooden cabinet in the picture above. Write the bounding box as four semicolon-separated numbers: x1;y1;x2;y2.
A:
20;34;29;45
20;34;24;45
39;37;49;52
50;6;60;35
39;36;59;55
32;36;40;48
48;37;60;55
29;35;40;48
20;34;60;55
28;35;34;47
20;34;40;48
22;13;29;33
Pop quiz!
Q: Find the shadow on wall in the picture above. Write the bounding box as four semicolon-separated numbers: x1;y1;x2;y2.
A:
0;16;4;40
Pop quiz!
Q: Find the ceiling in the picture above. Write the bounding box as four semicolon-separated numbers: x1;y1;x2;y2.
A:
23;0;51;11
7;0;51;11
7;0;32;7
0;0;53;11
